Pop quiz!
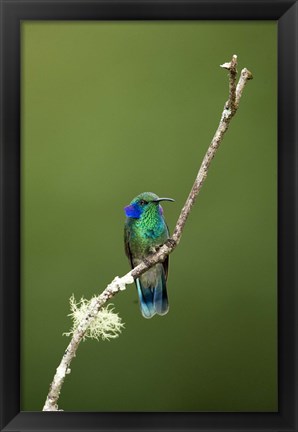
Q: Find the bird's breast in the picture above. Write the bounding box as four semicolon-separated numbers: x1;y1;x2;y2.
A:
129;218;168;257
137;218;166;239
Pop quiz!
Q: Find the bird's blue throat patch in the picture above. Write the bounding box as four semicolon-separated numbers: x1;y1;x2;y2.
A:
124;204;141;219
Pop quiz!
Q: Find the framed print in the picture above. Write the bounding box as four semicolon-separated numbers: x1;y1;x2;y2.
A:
0;1;297;431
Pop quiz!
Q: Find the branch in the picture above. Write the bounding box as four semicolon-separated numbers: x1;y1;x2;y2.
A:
43;55;252;411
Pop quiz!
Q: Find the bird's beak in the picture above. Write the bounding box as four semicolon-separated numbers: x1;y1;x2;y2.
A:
153;197;175;203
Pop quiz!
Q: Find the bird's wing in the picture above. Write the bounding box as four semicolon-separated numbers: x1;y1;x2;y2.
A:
124;223;134;269
163;255;169;281
163;219;170;280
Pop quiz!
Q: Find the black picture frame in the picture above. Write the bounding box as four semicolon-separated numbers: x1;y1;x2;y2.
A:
0;1;297;431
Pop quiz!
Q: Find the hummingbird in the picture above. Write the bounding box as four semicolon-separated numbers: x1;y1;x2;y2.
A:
124;192;175;319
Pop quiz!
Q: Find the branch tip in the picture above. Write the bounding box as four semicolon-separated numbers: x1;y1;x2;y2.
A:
220;62;231;70
242;68;253;80
220;54;238;72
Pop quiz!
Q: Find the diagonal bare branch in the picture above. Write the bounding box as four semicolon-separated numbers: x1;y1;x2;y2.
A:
43;55;253;411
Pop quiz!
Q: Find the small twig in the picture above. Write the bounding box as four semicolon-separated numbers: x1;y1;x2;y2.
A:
221;54;237;112
43;55;253;411
236;67;253;106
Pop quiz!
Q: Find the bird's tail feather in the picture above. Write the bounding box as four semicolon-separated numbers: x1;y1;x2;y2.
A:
153;269;169;316
136;279;155;319
136;267;169;319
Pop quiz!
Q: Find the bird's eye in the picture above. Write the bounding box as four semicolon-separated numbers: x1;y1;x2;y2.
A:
139;200;147;206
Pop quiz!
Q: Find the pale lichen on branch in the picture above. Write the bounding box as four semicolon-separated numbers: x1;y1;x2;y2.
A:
64;296;125;341
43;55;253;412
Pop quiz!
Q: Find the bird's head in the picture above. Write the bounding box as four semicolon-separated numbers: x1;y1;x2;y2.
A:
124;192;174;219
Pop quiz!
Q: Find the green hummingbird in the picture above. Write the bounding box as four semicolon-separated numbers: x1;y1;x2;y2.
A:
124;192;175;319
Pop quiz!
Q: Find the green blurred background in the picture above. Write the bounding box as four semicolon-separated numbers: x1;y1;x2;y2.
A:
21;21;277;411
